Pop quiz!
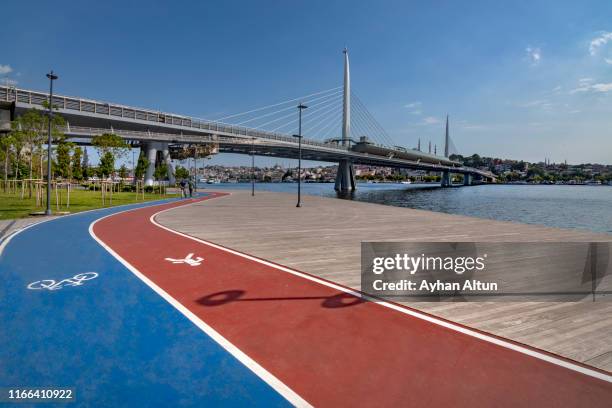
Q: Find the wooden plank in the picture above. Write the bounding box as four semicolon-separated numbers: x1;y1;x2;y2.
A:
157;190;612;372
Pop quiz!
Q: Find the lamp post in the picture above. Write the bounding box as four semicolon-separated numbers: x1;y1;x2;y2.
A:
293;103;308;207
250;137;255;196
45;71;58;216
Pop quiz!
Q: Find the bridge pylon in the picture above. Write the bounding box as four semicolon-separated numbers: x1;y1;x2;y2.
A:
463;173;472;186
335;48;356;191
441;115;451;188
335;159;356;191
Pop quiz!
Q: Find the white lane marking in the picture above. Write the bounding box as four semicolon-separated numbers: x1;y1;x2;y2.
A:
150;198;612;384
27;272;98;291
88;196;312;408
165;253;204;266
0;197;178;257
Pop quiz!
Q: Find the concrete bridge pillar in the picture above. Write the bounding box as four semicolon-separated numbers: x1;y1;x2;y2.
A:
463;173;472;186
441;171;451;187
335;159;356;191
144;142;159;186
162;144;175;185
144;141;176;186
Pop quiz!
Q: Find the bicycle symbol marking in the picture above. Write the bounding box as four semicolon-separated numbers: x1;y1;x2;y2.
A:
27;272;99;291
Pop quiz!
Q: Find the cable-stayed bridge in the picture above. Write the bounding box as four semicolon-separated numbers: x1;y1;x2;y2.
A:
0;51;495;189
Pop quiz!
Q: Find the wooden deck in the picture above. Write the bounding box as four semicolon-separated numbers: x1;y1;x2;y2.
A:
156;189;612;372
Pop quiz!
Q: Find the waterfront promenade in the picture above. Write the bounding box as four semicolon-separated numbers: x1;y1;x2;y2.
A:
157;189;612;372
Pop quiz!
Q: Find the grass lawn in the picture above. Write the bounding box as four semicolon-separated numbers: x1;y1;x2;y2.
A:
0;188;178;220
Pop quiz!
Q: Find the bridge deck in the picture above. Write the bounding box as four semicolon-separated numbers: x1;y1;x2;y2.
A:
156;189;612;372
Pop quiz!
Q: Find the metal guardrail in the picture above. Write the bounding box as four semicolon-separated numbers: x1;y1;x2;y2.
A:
0;86;348;151
3;86;494;179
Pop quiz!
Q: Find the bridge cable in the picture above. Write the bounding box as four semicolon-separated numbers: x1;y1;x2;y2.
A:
314;109;344;140
253;93;343;131
212;86;341;122
351;92;395;146
233;89;342;126
351;98;391;146
265;93;343;132
303;104;344;137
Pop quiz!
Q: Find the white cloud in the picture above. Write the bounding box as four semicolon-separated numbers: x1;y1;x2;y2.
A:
404;102;422;115
526;46;541;65
570;81;612;94
605;58;612;65
591;83;612;92
589;32;612;55
518;99;552;109
579;77;593;83
0;64;13;75
423;116;439;125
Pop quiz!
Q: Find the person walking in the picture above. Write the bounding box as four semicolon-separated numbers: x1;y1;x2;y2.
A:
179;179;187;198
188;179;194;198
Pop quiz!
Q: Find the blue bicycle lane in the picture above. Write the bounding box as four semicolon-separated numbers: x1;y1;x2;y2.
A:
0;195;290;407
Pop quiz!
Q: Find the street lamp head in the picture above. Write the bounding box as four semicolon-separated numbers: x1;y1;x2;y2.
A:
46;71;58;80
292;134;302;138
297;104;308;110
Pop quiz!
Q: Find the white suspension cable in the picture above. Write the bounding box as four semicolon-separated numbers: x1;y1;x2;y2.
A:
303;103;344;136
267;94;343;132
315;110;343;139
213;86;342;121
233;89;342;126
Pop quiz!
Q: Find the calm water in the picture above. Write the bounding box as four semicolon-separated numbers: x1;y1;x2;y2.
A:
198;182;612;234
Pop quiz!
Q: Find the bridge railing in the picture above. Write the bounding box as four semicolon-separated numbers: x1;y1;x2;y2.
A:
0;86;349;151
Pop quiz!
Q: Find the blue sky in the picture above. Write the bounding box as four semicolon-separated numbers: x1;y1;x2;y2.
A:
1;0;612;166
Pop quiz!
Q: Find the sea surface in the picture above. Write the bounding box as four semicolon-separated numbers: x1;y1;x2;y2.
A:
197;182;612;234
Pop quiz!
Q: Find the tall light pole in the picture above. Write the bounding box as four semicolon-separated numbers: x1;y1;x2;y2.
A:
45;71;58;216
293;103;307;207
250;137;255;196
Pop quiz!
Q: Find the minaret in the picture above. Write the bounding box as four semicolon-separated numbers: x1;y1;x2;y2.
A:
417;138;421;151
444;114;449;157
428;141;432;154
342;48;350;147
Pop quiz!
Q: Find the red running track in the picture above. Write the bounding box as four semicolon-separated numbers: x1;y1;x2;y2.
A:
92;193;612;407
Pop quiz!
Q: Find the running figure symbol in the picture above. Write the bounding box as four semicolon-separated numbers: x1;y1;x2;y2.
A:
165;253;204;266
27;272;99;291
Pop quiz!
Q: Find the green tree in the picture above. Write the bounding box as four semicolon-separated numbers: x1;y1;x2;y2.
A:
13;110;44;184
82;148;90;180
54;142;73;179
134;151;148;181
174;165;189;180
72;147;83;181
118;164;128;181
154;163;168;181
8;128;25;181
98;151;115;178
1;133;17;190
32;104;66;180
91;134;130;179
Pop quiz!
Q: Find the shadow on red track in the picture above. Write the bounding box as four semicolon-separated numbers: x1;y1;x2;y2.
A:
197;290;367;308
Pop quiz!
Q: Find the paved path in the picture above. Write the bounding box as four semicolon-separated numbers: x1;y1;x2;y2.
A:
0;195;288;407
157;189;612;371
93;190;611;407
2;191;610;406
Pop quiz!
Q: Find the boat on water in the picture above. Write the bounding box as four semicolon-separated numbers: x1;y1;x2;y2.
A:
401;180;412;185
